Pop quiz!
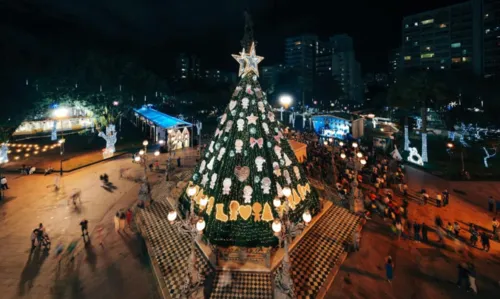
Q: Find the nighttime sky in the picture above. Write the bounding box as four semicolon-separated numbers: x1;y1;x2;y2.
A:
2;0;464;74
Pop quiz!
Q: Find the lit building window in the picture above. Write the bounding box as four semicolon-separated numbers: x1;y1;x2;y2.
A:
462;57;470;62
452;58;461;63
405;24;409;28
414;22;419;26
295;41;301;45
425;46;431;51
462;49;467;55
414;41;419;46
404;56;412;61
485;13;489;18
405;36;410;41
440;66;445;69
451;42;461;48
421;19;434;25
439;23;447;28
485;29;491;34
421;53;435;59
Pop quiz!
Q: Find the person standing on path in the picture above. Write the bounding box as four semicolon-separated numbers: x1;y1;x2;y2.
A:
385;256;394;283
126;209;133;229
119;212;126;231
31;229;38;249
480;232;490;252
443;189;449;206
488;196;494;212
421;222;428;243
80;219;89;242
454;222;461;238
114;212;120;232
352;230;360;251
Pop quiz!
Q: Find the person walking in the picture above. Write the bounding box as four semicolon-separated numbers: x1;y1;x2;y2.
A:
126;209;133;229
480;232;490;252
31;229;38;249
436;194;442;207
406;219;413;240
395;221;403;241
385;256;394;283
443;189;449;206
114;212;120;232
413;222;421;242
1;176;8;190
352;230;360;251
80;219;89;242
421;222;428;243
453;222;461;238
468;263;478;294
119;212;126;231
488;196;494;212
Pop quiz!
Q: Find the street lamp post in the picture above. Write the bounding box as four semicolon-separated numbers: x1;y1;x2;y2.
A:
273;187;311;298
279;94;293;122
53;107;69;176
168;186;207;298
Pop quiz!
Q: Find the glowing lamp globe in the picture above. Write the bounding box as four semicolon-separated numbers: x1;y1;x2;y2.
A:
167;210;177;222
159;140;165;145
53;107;69;119
282;187;292;198
302;211;312;224
360;159;367;165
134;156;141;162
279;94;293;108
139;150;145;156
352;142;358;148
273;197;282;208
113;101;119;106
196;219;206;232
356;152;363;158
143;140;149;147
339;141;344;147
200;196;209;208
340;153;346;159
187;186;197;197
447;143;454;149
154;150;160;156
272;219;282;234
323;141;328;146
329;138;333;143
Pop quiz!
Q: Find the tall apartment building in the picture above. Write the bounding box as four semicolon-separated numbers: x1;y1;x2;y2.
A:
175;53;201;80
388;48;401;83
261;64;287;89
401;0;500;77
330;35;364;103
284;34;318;105
316;41;333;77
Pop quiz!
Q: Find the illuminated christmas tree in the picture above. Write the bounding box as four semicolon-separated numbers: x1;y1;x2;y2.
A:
180;43;320;247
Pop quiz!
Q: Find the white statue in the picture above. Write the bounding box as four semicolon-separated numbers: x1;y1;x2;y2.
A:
98;124;117;158
407;147;424;166
391;146;403;161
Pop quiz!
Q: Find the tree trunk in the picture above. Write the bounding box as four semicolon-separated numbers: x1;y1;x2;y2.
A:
404;116;410;151
421;107;428;163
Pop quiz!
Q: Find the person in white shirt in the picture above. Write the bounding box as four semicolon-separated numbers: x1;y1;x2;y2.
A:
1;177;8;190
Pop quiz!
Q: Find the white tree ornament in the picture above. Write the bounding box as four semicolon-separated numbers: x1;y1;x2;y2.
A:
235;139;244;153
207;157;215;170
407;147;424;166
199;160;206;173
268;111;275;122
233;86;242;97
229;100;237;111
209;141;215;153
246;114;258;125
273;162;282;177
242;98;249;109
222;178;232;195
284;170;292;185
293;166;301;180
483;147;496;168
261;177;271;194
276;182;284;197
237;119;245;131
243;185;253;203
217;147;226;161
255;156;265;172
283;153;293;166
262;122;270;134
210;173;218;189
225;120;234;132
220;113;227;125
201;173;209;186
245;84;253;95
258;101;265;113
274;146;282;159
98;124;117;158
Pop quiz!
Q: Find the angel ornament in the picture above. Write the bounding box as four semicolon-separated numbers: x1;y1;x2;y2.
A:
237;119;245;131
225;120;233;132
210;173;218;189
293;166;301;180
235;139;244;153
242;97;249;109
222;178;232;195
267;111;275;122
258;101;265;113
273;162;282;177
283;153;293;166
254;87;263;99
262;122;270;134
261;177;271;194
217;147;226;161
255;156;266;172
243;185;253;203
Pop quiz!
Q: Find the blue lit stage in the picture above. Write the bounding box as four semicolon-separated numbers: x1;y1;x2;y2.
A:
312;115;351;139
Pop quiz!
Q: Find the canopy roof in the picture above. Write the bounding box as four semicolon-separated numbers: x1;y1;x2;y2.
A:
134;106;192;129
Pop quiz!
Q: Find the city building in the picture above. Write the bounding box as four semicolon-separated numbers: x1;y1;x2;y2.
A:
316;41;333;77
204;69;237;84
401;0;500;77
330;34;364;103
284;34;318;105
388;48;401;83
260;64;287;90
175;53;201;80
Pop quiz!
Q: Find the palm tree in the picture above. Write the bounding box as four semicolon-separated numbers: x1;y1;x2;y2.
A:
389;70;448;162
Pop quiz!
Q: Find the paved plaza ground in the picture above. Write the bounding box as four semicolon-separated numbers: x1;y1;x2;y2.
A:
2;144;500;299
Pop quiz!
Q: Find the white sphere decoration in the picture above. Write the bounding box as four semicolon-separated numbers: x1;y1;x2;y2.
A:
282;187;292;198
167;210;177;222
139;150;145;155
360;159;367;165
339;141;344;147
196;219;206;232
272;219;282;234
200;196;209;208
134;156;141;162
273;197;282;208
356;152;363;158
143;140;149;146
323;141;328;146
340;153;346;159
187;186;197;197
352;142;358;148
302;210;312;224
154;150;160;156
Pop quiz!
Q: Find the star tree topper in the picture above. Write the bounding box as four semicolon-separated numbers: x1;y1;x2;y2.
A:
231;42;264;78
